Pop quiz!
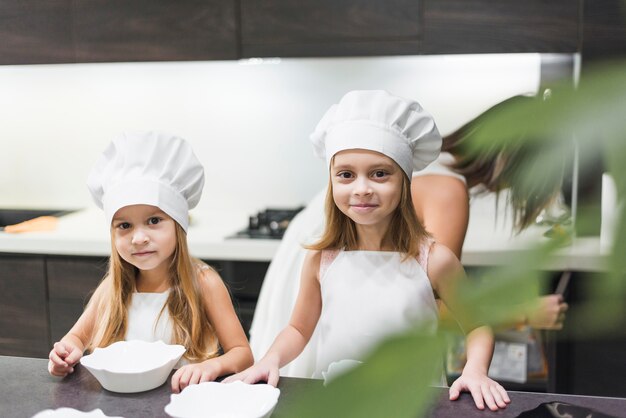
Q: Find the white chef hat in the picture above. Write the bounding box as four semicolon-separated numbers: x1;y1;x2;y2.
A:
310;90;442;178
87;131;204;232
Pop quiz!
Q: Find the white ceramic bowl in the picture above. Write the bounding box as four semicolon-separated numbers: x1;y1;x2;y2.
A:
32;408;123;418
164;381;281;418
321;359;363;386
80;340;186;393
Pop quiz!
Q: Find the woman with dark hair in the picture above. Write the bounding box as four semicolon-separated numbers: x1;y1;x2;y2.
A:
413;95;569;329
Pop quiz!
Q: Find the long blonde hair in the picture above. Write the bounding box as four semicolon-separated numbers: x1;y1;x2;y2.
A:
88;222;219;362
308;167;430;260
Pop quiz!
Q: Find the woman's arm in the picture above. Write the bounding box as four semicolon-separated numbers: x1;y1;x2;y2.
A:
223;250;323;386
171;267;253;392
427;243;510;411
411;175;469;258
413;175;568;330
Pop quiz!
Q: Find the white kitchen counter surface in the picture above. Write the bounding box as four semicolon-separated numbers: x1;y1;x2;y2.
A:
0;207;610;271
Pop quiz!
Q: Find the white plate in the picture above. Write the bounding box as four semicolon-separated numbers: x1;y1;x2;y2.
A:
164;381;280;418
81;340;185;393
31;408;123;418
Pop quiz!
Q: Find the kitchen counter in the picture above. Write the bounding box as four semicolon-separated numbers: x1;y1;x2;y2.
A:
2;356;626;418
0;207;609;271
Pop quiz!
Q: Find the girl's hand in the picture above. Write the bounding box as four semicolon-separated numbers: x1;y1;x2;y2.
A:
48;341;82;377
449;368;510;411
222;361;280;387
171;360;222;393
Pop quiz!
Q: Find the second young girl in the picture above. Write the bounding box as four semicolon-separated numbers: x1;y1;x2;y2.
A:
226;90;510;411
47;132;253;393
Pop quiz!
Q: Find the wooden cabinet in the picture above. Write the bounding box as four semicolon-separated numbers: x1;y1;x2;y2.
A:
240;0;421;57
581;0;626;62
46;256;108;343
0;0;75;65
0;255;49;357
72;0;237;63
205;259;270;338
0;0;586;65
420;0;579;54
0;0;237;65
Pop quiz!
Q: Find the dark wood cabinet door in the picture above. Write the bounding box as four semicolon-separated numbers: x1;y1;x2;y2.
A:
421;0;580;54
46;256;108;343
0;255;49;357
240;0;422;57
204;259;269;335
72;0;237;63
0;0;75;64
582;0;626;62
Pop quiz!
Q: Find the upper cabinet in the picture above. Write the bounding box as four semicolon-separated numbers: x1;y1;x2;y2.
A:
239;0;421;57
0;0;75;65
240;0;580;58
582;0;626;62
0;0;604;65
0;0;237;65
72;0;237;62
420;0;579;54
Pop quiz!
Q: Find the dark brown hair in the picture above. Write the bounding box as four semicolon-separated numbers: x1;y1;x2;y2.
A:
442;95;566;231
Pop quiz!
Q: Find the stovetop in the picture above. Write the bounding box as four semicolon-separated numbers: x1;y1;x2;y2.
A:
229;207;305;239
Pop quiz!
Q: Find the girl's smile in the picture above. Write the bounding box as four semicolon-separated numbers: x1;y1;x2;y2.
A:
349;202;380;213
131;250;156;257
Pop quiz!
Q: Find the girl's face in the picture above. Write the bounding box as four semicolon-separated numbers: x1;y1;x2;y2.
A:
112;204;177;274
331;149;403;229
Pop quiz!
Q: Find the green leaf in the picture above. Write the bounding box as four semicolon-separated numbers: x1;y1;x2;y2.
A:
283;330;443;418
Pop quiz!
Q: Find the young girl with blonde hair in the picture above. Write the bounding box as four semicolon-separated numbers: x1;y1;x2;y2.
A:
227;90;510;411
47;132;253;393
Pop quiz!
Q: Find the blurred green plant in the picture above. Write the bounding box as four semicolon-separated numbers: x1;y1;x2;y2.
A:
284;60;626;417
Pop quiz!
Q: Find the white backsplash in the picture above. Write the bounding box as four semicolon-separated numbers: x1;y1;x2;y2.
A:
0;54;541;214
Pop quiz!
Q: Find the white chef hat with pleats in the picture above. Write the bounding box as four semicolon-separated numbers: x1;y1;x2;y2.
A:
310;90;442;178
87;131;204;232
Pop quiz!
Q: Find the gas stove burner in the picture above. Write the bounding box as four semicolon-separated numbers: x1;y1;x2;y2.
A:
230;206;305;239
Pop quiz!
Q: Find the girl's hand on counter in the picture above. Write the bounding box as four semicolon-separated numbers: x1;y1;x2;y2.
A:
222;360;280;387
449;368;510;411
171;359;222;393
48;341;82;377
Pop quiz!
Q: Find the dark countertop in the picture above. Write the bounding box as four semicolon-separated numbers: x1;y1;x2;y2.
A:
2;356;625;418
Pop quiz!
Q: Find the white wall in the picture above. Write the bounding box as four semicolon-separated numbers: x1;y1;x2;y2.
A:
0;54;541;214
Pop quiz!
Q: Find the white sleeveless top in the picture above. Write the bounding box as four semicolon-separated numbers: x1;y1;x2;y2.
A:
125;264;212;344
125;290;174;343
314;247;439;378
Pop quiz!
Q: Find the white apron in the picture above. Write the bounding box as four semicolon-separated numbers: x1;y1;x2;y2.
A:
314;250;439;378
125;290;174;344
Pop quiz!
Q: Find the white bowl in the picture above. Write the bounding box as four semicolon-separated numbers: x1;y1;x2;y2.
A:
80;340;186;393
321;359;362;386
164;381;280;418
32;408;123;418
